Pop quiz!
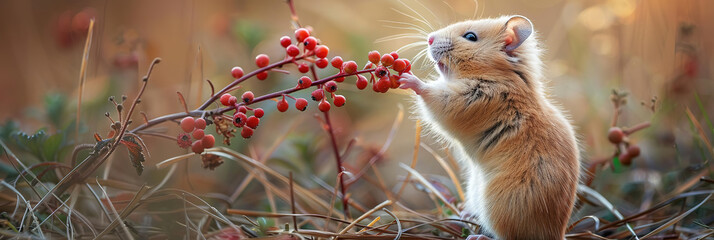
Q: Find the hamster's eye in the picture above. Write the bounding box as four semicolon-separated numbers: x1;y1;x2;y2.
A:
462;32;478;42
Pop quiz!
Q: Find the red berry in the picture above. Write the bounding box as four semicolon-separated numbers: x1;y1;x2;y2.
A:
192;129;205;139
241;126;254;138
404;59;412;72
228;96;238;106
303;36;317;50
356;75;368;90
298;63;309;73
246;116;260;129
315;45;329;58
311;89;324;101
202;134;215;148
286;45;300;57
295;98;308;111
389;75;401;89
364;62;374;69
257;71;268;80
295;28;310;42
231;67;244;79
393;59;406;72
254;108;265;118
619;152;632;166
195;118;207;129
343;61;357;74
277;97;289;112
242;91;254;103
192;140;204;154
390;51;399;60
233;113;247;127
331;56;343;69
375;66;388;78
315;58;329;68
180;117;195;133
627;145;641;158
280;36;292;48
368;51;381;64
177;133;191;149
318;99;331;112
334;76;345;83
381;54;395;66
255;54;270;67
376;77;390;93
325;81;338;92
220;93;232;106
238;106;248;114
334;95;346;107
298;76;312;89
608;127;624;144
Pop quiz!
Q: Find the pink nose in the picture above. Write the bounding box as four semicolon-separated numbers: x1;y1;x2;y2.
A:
428;36;434;45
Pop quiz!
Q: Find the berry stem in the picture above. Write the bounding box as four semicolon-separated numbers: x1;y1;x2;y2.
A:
323;106;349;219
623;121;651;135
311;64;350;218
197;56;305;111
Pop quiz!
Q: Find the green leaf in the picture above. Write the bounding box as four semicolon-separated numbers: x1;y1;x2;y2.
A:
612;156;622;173
44;93;67;128
14;129;48;161
43;132;64;162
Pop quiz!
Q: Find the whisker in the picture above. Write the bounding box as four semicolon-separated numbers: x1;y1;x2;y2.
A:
442;1;455;22
379;20;430;34
376;34;428;43
396;41;428;53
414;0;442;28
471;0;479;20
397;0;435;31
391;8;434;32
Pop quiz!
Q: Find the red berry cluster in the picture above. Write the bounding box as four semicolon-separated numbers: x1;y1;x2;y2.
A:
174;27;411;150
359;50;411;93
607;127;641;166
178;117;216;154
219;92;263;139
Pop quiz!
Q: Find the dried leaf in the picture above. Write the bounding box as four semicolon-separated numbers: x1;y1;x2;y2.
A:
120;135;145;175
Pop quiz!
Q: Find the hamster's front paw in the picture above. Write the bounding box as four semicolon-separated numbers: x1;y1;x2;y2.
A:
465;235;492;240
398;73;425;95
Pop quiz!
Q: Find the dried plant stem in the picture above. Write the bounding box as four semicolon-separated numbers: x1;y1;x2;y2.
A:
337;200;392;235
395;119;421;202
76;19;95;141
322;111;349;219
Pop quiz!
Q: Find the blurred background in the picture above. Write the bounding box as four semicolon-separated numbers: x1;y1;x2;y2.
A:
0;0;712;237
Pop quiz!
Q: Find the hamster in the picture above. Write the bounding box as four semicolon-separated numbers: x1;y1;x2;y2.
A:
399;15;580;239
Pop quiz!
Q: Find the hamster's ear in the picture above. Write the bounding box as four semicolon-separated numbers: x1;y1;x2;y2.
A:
503;15;533;52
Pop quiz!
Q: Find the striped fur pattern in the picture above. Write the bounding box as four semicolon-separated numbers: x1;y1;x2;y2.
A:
401;15;580;239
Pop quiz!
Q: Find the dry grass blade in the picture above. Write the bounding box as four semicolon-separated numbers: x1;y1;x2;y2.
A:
205;148;344;219
578;185;639;239
94;185;150;239
398;163;460;215
420;143;465;202
686;107;714;161
640;193;712;239
155;152;197;169
76;19;95;139
337;200;392;235
396;119;421;201
663;169;709;200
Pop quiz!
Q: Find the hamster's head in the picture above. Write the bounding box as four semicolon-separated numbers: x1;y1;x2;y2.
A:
427;15;539;81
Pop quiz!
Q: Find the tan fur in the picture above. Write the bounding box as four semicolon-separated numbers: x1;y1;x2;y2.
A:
401;16;579;239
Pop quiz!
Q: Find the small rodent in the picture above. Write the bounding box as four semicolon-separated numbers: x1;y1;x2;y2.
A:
399;15;580;239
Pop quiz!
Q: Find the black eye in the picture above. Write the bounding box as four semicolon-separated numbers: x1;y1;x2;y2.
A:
462;32;478;42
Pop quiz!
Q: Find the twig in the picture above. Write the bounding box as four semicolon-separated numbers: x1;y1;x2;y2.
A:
337;200;392;235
